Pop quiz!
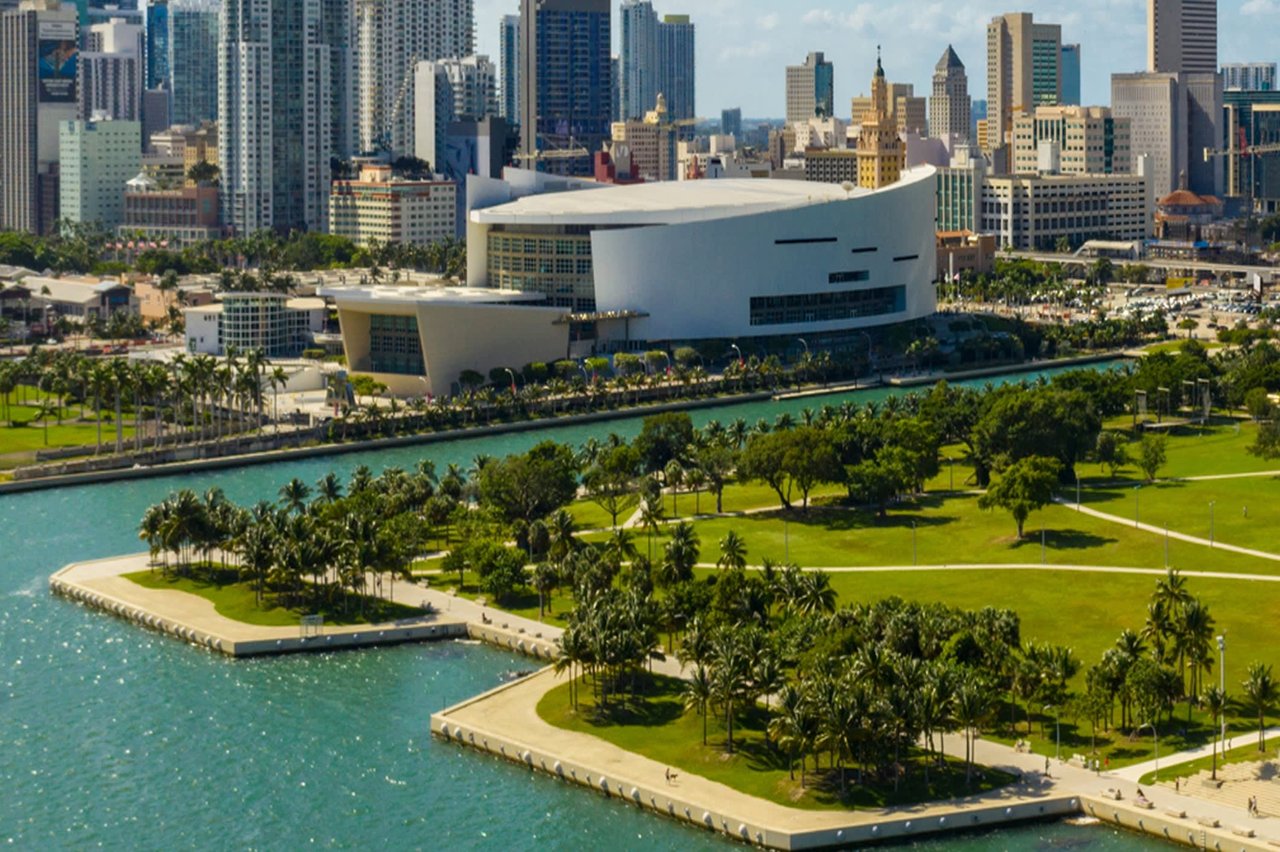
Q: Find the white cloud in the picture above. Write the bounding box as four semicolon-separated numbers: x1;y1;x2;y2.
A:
756;13;780;31
1241;0;1280;14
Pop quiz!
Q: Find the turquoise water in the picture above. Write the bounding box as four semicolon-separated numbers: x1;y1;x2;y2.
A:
1;360;1173;849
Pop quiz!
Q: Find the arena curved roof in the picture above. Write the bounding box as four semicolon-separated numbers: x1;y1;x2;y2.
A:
472;166;936;227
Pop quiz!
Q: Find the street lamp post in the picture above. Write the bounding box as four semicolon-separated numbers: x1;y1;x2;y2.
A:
503;368;517;397
1044;704;1061;762
796;338;809;357
729;343;743;366
1218;634;1227;744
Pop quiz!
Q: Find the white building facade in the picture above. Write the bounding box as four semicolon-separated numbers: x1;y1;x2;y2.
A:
355;0;474;156
469;168;938;349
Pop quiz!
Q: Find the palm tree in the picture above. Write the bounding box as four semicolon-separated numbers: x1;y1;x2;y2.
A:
659;522;700;587
665;459;684;517
638;497;666;562
1242;662;1278;752
796;571;837;616
716;530;747;571
532;563;558;619
279;478;311;514
683;665;713;745
954;674;994;786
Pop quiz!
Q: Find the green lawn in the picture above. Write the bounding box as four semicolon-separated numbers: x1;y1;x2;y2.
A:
1089;419;1275;480
568;496;637;531
684;495;1280;577
124;568;427;627
809;566;1280;767
537;673;1015;810
1076;476;1280;554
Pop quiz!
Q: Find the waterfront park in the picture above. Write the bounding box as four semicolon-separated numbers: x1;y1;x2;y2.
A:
42;346;1280;849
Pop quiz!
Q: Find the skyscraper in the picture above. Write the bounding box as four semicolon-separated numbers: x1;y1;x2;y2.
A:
930;45;970;142
1222;63;1277;92
721;107;741;139
1060;44;1081;106
1;0;80;234
168;0;218;126
518;0;611;176
619;0;656;121
219;0;341;234
355;0;474;157
785;51;833;125
620;2;693;128
1116;0;1222;198
499;14;519;122
144;0;167;90
1149;0;1216;75
657;14;693;133
80;16;142;122
58;117;140;227
414;55;497;175
985;12;1061;153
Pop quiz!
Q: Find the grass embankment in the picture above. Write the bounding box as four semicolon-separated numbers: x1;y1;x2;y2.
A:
1138;737;1280;785
0;385;136;455
537;673;1015;811
125;568;427;627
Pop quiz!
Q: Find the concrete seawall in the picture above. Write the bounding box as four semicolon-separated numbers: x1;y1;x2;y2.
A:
49;555;564;661
430;665;1271;852
430;677;1078;851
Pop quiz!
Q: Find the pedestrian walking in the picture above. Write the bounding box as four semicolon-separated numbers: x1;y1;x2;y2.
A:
1045;756;1051;777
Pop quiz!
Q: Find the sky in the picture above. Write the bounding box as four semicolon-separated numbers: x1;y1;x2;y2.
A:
474;0;1279;120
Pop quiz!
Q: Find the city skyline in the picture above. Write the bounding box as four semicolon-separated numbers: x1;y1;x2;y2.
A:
474;0;1274;119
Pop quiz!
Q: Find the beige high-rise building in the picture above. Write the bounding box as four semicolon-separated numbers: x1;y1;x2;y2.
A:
785;51;834;125
855;53;904;189
852;83;926;137
930;45;971;142
1149;0;1217;74
985;12;1062;153
1012;106;1131;175
610;93;677;181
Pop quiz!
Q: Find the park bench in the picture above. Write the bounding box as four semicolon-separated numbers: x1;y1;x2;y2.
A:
1102;788;1123;800
1164;809;1187;819
1197;817;1221;828
1234;827;1257;839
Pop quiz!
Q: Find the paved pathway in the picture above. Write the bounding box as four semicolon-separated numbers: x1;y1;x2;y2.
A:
1111;729;1280;782
701;562;1280;583
1056;497;1280;563
945;734;1280;844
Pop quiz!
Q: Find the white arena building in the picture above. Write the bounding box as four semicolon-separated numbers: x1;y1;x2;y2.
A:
467;166;938;352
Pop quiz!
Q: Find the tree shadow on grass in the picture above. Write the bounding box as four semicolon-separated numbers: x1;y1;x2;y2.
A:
1078;479;1189;505
1009;529;1117;552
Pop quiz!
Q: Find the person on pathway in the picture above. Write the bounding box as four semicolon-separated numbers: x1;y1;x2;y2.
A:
1045;756;1051;777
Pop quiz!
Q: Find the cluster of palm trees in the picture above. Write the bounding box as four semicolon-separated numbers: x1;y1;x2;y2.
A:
2;348;291;455
138;464;437;614
1080;569;1278;777
555;565;1029;797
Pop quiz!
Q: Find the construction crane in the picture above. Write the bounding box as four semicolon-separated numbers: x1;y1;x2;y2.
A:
1201;103;1280;204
